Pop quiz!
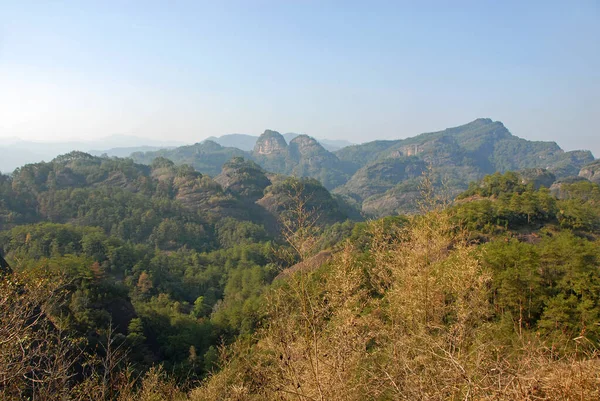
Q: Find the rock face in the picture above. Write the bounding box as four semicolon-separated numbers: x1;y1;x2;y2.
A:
130;119;596;219
287;135;349;189
253;130;288;155
288;135;339;167
579;161;600;184
550;176;590;198
252;130;290;176
288;135;325;157
215;157;271;201
251;132;349;190
519;168;556;189
334;157;426;203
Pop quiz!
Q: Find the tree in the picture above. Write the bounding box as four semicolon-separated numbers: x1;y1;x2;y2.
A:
278;178;322;262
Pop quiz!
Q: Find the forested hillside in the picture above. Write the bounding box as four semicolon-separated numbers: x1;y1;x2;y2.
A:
0;151;349;400
192;174;600;400
332;118;594;216
2;152;599;399
129;119;595;217
0;126;598;401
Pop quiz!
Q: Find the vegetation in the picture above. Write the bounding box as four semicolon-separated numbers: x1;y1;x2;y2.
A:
1;150;599;400
131;141;246;176
129;119;594;217
0;152;348;399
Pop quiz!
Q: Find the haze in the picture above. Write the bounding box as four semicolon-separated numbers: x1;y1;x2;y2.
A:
0;1;598;157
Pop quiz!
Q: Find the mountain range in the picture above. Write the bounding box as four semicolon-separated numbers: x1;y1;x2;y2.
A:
2;118;596;218
0;133;353;174
1;121;599;400
130;118;597;217
204;133;354;152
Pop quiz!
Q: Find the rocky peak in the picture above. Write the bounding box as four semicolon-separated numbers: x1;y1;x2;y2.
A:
519;168;556;189
253;130;288;155
289;135;325;154
215;157;271;200
200;140;225;151
579;160;600;184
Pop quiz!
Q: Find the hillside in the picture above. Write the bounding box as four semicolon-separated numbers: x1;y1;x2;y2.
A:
2;161;600;400
130;140;247;176
334;118;595;216
1;152;347;234
579;160;600;184
205;132;354;152
193;172;600;400
129;119;595;218
0;151;351;400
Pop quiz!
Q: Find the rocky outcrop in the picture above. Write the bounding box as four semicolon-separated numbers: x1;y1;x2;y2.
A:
215;157;271;201
549;176;589;198
253;130;288;155
289;135;325;156
579;161;600;184
519;168;556;189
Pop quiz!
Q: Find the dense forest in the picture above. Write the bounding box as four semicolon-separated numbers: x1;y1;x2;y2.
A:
1;147;599;399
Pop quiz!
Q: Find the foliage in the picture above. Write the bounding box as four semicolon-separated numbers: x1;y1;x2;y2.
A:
192;180;600;400
2;155;600;400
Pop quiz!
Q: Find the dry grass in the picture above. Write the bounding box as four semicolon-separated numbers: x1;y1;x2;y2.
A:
188;184;600;401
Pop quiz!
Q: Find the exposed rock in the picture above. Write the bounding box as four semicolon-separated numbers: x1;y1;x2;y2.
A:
253;130;288;155
549;176;589;198
579;160;600;184
334;157;426;203
215;157;271;201
519;168;556;189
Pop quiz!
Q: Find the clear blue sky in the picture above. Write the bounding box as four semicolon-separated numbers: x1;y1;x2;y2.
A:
0;1;598;156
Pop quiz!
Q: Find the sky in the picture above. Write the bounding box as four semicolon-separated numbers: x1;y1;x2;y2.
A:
0;1;599;156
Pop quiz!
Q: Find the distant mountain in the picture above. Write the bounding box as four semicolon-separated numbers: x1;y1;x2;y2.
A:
121;118;597;217
89;146;176;158
252;131;351;189
282;133;299;143
317;138;355;151
334;118;595;216
204;134;258;151
0;135;185;173
205;133;354;152
130;141;247;176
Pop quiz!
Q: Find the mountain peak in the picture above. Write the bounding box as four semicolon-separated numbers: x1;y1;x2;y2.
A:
201;139;224;149
288;134;329;156
290;134;320;146
254;130;288;155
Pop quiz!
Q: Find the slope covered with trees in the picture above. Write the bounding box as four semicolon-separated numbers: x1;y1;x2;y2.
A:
189;173;600;400
2;159;600;399
0;151;351;400
1;128;599;400
128;119;595;217
333;118;594;216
